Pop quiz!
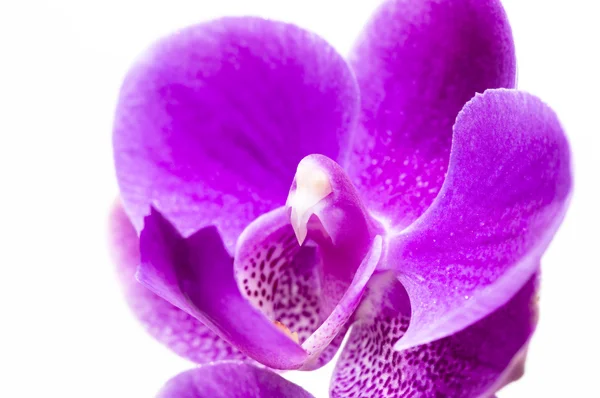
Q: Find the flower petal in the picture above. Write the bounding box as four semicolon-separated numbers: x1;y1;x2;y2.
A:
113;17;359;252
388;89;571;349
108;200;245;363
234;206;381;370
137;208;308;369
345;0;516;228
157;361;314;398
330;272;539;398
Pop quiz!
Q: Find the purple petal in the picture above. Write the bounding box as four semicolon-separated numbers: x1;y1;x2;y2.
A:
113;17;359;252
234;206;381;370
388;89;571;349
137;208;308;369
331;272;539;398
157;362;314;398
108;200;245;363
345;0;516;228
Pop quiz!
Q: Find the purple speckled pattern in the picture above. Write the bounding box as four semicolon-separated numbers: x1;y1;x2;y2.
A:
110;0;572;396
234;208;323;345
331;272;539;397
109;201;245;363
156;362;314;398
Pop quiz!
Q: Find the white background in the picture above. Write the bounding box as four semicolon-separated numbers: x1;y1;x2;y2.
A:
1;0;598;397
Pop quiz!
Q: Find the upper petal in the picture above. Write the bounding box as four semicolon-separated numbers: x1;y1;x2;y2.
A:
345;0;516;228
137;208;308;369
108;200;245;363
156;362;314;398
388;89;571;349
113;17;359;251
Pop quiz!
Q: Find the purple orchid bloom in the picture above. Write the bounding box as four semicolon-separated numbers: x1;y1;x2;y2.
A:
110;0;571;396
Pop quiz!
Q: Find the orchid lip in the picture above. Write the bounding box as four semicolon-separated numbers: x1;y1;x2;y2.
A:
232;154;382;369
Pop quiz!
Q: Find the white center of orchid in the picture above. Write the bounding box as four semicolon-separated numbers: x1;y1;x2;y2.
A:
287;160;333;245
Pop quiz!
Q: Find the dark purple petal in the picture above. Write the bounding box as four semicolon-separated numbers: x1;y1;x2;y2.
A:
157;362;314;398
108;200;245;363
137;208;308;369
114;17;359;252
387;90;571;349
345;0;516;228
330;272;539;398
234;206;381;370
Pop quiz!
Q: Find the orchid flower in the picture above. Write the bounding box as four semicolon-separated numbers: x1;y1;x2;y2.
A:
110;0;571;396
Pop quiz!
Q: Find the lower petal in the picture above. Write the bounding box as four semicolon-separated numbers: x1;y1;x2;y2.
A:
137;208;308;369
108;200;245;363
331;271;539;398
156;361;314;398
